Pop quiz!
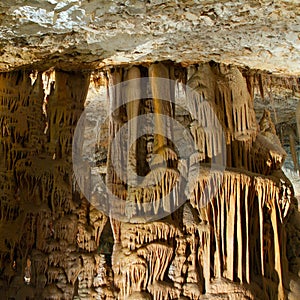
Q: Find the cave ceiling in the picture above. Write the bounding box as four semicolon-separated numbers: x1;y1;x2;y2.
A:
0;0;299;75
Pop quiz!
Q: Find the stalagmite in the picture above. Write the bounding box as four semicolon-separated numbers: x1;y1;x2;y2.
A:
168;237;187;287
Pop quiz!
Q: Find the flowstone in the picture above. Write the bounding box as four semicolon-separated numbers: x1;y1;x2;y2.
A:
0;62;299;299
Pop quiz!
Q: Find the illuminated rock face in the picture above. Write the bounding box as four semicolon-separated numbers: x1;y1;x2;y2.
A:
0;0;300;74
0;62;299;300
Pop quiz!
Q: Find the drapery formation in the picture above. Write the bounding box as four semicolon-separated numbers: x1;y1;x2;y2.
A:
0;62;297;299
106;62;292;299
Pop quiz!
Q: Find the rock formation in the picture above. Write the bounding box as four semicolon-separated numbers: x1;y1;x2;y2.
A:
0;60;299;300
0;0;300;75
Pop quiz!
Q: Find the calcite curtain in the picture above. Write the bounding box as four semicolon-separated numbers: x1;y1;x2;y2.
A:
0;62;298;300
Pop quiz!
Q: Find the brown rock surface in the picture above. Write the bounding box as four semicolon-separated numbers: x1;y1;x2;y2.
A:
0;62;298;299
0;2;299;298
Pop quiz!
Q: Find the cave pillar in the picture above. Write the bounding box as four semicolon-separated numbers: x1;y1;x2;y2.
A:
125;66;141;186
149;62;173;153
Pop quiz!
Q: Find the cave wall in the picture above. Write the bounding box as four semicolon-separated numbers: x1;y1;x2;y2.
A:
0;62;299;300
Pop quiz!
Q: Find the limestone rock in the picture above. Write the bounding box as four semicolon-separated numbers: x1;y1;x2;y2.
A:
0;0;299;74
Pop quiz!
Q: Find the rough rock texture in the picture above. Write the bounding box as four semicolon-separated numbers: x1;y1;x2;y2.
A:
0;62;299;299
0;0;299;74
0;1;299;299
252;74;300;204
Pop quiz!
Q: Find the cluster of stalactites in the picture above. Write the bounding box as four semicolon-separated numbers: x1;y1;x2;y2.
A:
189;167;291;299
0;69;105;299
187;64;287;177
187;63;257;145
105;63;183;222
251;72;299;103
110;167;291;299
104;62;293;300
112;220;184;300
104;62;288;224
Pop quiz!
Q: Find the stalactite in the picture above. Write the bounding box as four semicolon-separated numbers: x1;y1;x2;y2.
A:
106;68;123;182
113;248;148;299
0;69;93;299
198;223;211;292
89;207;108;247
244;179;251;284
125;66;141;186
270;202;285;300
189;166;291;297
0;62;296;300
106;63;181;222
148;281;180;300
149;62;173;152
289;131;299;172
138;242;173;283
257;178;265;278
121;221;180;250
226;174;236;281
